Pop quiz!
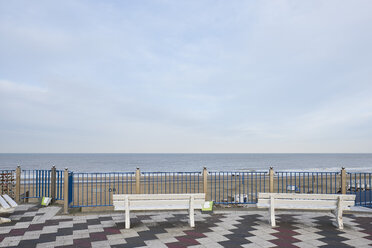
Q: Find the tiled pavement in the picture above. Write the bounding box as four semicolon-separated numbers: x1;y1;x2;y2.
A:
1;204;372;247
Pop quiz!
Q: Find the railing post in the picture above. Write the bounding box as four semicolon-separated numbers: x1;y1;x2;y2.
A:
341;167;347;194
50;166;56;203
15;165;21;203
269;167;274;193
63;168;69;214
203;167;208;195
136;168;141;194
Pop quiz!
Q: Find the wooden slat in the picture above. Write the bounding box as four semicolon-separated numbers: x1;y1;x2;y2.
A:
113;203;126;211
257;193;355;201
257;199;354;209
0;196;10;209
113;194;205;201
123;205;201;211
113;199;205;210
130;200;204;210
257;204;351;211
3;195;17;208
257;202;354;210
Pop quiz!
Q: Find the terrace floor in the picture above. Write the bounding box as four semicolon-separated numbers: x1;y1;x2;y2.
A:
1;204;372;248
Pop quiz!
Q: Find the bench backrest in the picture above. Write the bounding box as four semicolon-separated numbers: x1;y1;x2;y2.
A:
257;193;355;210
0;195;10;209
113;193;206;211
2;194;17;208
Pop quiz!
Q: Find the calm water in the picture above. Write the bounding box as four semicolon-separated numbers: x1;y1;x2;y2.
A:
0;153;372;172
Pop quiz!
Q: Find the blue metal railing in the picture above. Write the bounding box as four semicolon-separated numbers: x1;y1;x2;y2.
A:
142;172;202;194
55;170;64;200
275;172;340;194
21;169;64;200
15;168;372;208
209;171;268;204
21;170;51;199
347;172;372;207
70;172;135;208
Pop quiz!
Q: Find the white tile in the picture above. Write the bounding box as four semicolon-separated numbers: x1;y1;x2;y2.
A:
36;241;56;248
0;237;22;248
144;239;168;248
91;240;111;248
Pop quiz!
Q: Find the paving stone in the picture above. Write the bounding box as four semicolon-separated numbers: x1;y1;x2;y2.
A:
0;236;22;248
144;239;168;248
91;240;111;248
108;238;127;246
21;230;42;240
2;205;372;248
55;234;74;246
293;241;317;248
36;241;56;248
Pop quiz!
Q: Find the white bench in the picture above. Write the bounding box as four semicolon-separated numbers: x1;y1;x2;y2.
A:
113;193;205;229
0;194;18;224
257;193;356;229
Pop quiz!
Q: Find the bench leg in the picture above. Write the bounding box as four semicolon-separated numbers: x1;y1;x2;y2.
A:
125;209;130;229
125;196;130;229
189;209;195;227
336;196;343;229
189;195;195;227
269;196;276;227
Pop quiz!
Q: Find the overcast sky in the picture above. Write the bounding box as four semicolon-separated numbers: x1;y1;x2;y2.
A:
1;0;372;153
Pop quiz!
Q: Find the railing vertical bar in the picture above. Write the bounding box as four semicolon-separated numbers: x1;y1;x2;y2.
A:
255;173;258;203
48;170;50;196
125;173;128;194
100;174;102;204
364;173;366;206
369;173;371;206
281;173;284;193
43;170;46;197
174;172;176;194
39;170;42;198
359;173;362;206
95;173;98;206
354;173;357;205
214;173;216;203
23;171;26;199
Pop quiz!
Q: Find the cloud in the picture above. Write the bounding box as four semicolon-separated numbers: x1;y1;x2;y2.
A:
0;80;47;94
0;1;372;152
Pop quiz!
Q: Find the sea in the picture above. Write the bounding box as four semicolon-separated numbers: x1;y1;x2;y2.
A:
0;153;372;173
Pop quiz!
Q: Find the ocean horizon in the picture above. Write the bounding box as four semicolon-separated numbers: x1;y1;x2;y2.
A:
1;153;372;173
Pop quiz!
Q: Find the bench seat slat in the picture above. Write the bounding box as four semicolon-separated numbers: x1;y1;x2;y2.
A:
2;195;17;208
0;196;10;209
258;193;355;201
257;199;354;210
113;194;205;201
257;203;352;210
114;205;203;211
113;199;205;211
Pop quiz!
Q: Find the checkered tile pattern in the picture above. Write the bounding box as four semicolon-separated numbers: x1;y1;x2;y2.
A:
1;204;372;247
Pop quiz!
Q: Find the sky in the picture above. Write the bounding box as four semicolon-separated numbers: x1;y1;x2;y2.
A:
1;0;372;153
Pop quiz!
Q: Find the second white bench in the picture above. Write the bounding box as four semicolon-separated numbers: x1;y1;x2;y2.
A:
113;193;206;229
257;193;355;229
